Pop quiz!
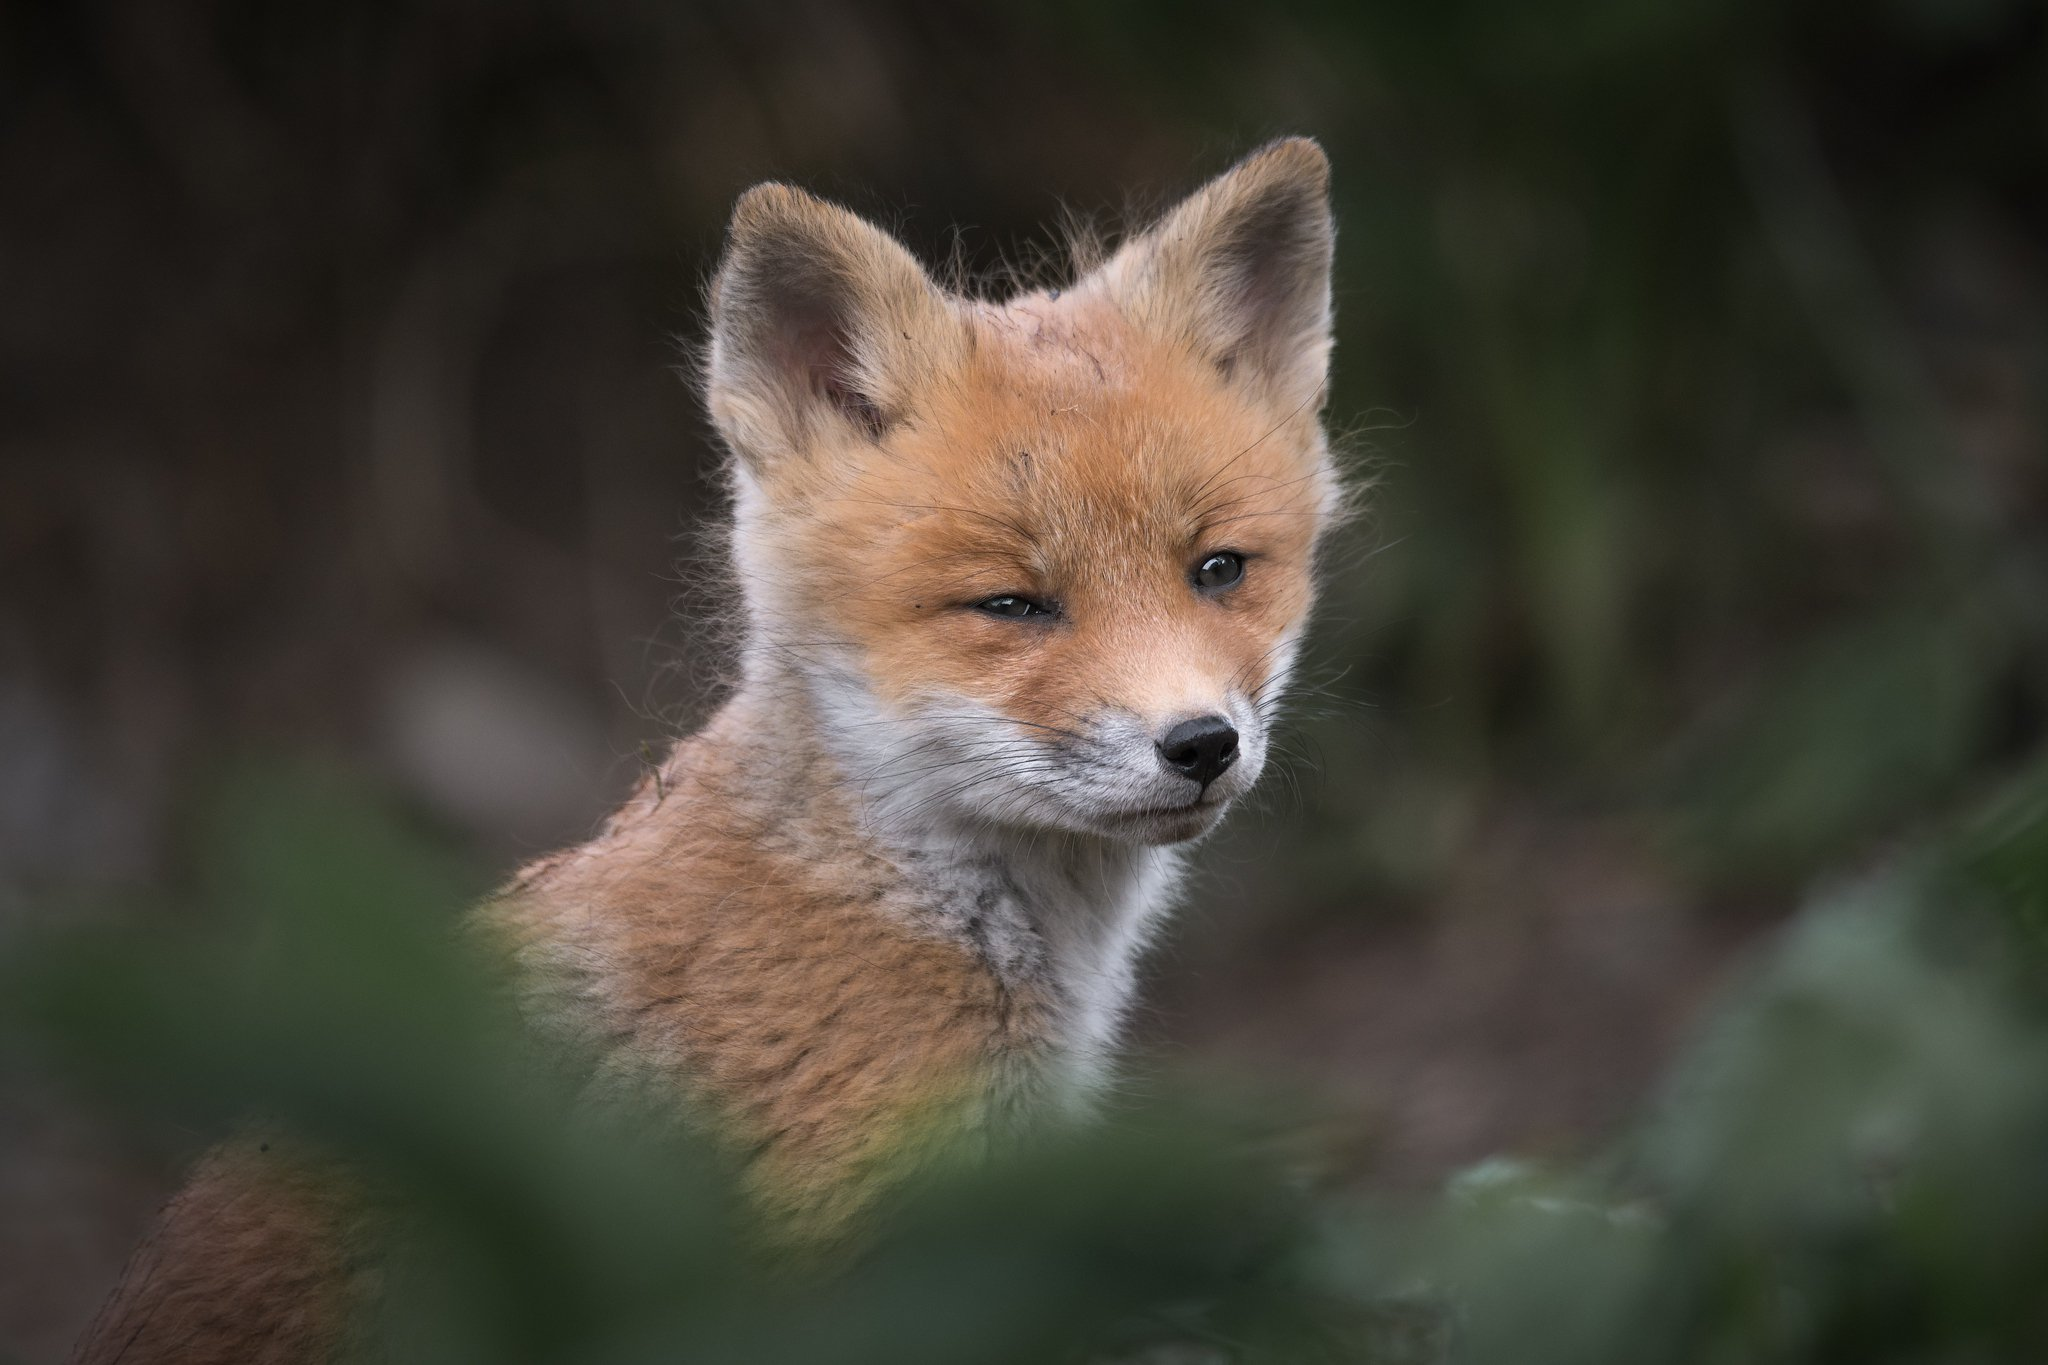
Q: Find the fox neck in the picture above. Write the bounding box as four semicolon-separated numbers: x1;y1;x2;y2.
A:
887;809;1186;1098
735;646;1186;1095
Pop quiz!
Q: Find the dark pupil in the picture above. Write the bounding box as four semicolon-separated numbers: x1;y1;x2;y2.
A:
987;596;1033;616
1197;553;1243;589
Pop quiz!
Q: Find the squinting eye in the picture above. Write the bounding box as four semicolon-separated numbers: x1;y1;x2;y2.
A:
1193;551;1246;591
976;594;1055;619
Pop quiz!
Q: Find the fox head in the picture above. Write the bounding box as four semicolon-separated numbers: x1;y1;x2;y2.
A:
704;139;1339;848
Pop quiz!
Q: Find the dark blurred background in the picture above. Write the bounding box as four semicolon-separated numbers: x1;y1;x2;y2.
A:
3;1;2044;1358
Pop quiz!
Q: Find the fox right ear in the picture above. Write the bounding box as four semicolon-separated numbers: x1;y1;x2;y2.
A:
706;184;964;468
1093;138;1335;414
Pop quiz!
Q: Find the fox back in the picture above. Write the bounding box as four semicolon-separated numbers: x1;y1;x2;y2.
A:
72;138;1342;1364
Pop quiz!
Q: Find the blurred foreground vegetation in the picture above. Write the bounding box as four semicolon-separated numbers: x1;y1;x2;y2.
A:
6;0;2048;1360
7;757;2048;1363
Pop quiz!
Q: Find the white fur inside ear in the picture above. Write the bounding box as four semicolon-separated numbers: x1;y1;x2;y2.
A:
705;184;964;467
1093;138;1335;411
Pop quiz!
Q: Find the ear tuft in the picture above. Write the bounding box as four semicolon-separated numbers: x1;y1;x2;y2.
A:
707;184;960;466
1097;137;1336;410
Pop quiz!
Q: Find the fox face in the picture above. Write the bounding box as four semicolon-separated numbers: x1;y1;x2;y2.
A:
707;140;1338;847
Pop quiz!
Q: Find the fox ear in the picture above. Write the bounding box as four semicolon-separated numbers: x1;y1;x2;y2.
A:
1097;138;1335;411
706;184;963;466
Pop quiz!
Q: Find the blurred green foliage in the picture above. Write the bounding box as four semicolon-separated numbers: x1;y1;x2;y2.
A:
8;754;2048;1363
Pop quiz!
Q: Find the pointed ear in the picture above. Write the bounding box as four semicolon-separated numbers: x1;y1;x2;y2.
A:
1096;138;1335;411
706;184;964;467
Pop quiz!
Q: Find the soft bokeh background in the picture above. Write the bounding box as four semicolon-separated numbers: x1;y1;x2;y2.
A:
3;2;2044;1359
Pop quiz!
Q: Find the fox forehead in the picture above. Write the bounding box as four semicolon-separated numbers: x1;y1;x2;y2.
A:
782;294;1328;583
966;288;1137;389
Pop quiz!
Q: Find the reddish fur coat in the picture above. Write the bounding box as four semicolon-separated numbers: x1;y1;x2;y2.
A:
71;137;1339;1363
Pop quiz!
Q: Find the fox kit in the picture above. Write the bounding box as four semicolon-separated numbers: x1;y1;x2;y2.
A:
73;138;1341;1364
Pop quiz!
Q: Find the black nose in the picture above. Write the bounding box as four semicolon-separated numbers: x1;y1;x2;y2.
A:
1156;714;1239;786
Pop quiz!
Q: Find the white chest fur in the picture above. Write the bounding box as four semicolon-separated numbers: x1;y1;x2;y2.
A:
891;830;1187;1100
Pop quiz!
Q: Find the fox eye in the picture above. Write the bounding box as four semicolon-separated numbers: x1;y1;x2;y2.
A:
1193;551;1246;592
976;594;1055;619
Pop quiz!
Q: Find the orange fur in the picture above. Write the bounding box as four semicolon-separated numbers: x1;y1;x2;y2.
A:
487;695;1066;1234
73;138;1341;1360
66;1139;375;1365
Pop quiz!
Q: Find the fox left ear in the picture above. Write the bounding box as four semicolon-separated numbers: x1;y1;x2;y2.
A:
706;183;966;469
1095;137;1335;411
